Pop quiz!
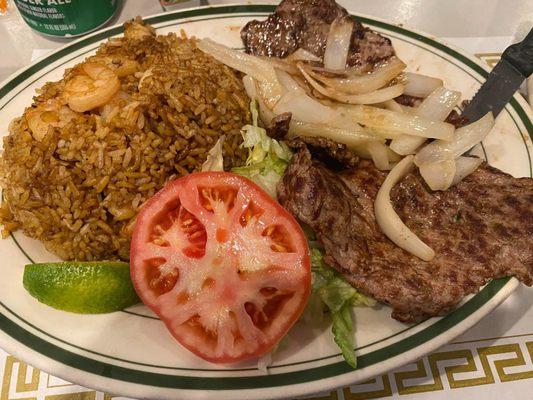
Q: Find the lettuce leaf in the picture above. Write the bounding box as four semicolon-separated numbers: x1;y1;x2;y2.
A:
310;247;375;368
232;101;292;197
332;305;356;368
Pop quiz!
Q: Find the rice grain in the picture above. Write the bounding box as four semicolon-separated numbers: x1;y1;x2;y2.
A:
0;18;250;261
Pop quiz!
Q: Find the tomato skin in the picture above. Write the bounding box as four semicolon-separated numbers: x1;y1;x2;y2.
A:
130;172;311;363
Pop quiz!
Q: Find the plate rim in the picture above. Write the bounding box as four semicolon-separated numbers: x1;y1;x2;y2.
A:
0;278;520;400
0;4;530;399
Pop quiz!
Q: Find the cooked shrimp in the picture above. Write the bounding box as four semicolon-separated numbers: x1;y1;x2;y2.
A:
25;100;77;141
124;20;155;41
113;59;139;77
89;55;139;77
63;62;120;113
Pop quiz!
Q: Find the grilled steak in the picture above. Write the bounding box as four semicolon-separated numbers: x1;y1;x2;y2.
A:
278;148;533;322
241;0;394;68
444;110;469;128
287;136;359;169
266;112;293;140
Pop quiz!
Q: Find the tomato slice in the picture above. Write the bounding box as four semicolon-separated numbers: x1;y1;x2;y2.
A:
130;172;311;363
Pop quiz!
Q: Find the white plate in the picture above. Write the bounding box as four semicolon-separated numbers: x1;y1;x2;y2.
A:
0;4;531;400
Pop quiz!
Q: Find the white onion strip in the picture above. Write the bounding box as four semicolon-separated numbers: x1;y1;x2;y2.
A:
276;69;304;93
387;147;402;163
379;99;403;112
416;87;462;120
418;158;456;191
404;72;443;97
201;136;225;172
324;17;353;71
452;156;483;186
197;38;282;102
298;63;405;105
390;136;422;155
198;38;276;84
274;91;340;125
380;102;417;114
375;155;435;261
390;87;461;155
415;112;494;166
242;76;276;126
367;141;391;170
336;104;455;140
306;57;406;94
242;75;257;99
259;56;299;74
286;48;321;62
309;63;370;75
389;135;424;155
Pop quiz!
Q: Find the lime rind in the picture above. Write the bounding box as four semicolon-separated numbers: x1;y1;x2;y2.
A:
23;261;140;314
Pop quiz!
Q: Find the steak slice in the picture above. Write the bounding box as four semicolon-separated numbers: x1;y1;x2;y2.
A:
278;148;533;322
240;0;394;68
266;112;293;140
287;136;359;169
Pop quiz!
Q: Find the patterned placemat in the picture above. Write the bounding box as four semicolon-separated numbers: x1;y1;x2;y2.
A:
3;331;533;399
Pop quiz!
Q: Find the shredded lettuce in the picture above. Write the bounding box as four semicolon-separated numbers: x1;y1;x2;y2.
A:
232;101;292;197
310;247;375;368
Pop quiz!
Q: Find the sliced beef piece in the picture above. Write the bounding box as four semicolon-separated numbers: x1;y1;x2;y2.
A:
394;94;423;107
287;136;359;169
241;0;394;68
278;148;533;323
241;11;305;58
445;99;471;128
445;110;469;128
266;112;292;140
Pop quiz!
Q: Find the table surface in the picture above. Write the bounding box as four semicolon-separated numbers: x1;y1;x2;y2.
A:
1;1;532;399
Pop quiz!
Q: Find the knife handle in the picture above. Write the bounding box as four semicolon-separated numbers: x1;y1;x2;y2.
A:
503;27;533;78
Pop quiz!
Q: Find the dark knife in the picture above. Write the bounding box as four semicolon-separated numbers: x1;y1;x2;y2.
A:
462;28;533;122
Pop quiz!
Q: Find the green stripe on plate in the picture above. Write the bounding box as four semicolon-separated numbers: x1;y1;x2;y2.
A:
0;277;510;389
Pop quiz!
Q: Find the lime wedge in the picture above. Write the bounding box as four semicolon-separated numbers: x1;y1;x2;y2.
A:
23;261;140;314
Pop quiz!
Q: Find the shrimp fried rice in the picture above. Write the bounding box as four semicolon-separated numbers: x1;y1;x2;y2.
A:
0;19;250;261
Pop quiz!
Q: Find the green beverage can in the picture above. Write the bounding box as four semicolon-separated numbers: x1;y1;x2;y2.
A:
13;0;120;37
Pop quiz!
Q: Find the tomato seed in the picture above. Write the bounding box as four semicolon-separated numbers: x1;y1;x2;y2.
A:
188;230;204;240
202;278;215;290
271;243;287;252
149;272;178;295
263;225;275;237
239;202;263;227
